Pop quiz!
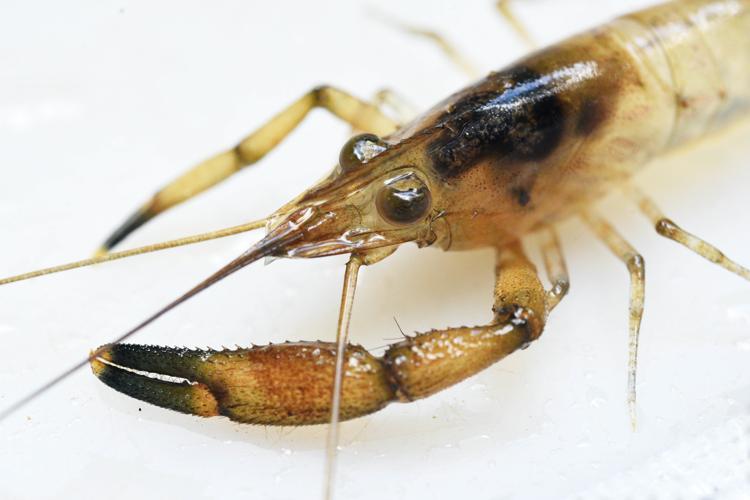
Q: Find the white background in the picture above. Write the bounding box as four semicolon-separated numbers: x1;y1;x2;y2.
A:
1;0;749;499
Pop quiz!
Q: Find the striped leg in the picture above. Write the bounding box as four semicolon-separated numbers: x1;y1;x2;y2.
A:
625;185;750;281
99;86;398;253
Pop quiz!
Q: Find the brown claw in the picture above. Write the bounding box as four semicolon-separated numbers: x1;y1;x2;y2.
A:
91;312;536;425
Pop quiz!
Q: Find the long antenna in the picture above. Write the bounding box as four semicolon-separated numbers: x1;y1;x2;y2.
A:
323;255;362;500
0;218;267;287
0;223;300;422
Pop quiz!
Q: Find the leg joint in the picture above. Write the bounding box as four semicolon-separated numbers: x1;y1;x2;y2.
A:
550;278;570;299
626;253;645;279
492;303;543;342
310;84;333;104
655;218;678;238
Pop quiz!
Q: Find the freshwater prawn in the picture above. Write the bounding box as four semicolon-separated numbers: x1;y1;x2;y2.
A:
2;0;750;498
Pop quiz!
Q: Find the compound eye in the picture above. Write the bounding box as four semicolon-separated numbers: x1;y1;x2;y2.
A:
338;133;387;172
376;173;431;225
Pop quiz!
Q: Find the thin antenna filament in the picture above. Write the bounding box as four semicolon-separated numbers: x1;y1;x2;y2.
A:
323;255;362;500
0;218;267;287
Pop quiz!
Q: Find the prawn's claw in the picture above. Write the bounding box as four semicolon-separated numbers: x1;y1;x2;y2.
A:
91;345;221;419
90;342;395;426
91;309;536;425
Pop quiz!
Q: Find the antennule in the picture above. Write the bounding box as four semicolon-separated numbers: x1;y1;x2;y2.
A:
0;218;267;287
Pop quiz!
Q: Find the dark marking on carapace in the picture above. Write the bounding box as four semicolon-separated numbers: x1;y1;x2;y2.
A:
514;187;531;207
503;162;541;208
576;98;609;136
427;66;566;178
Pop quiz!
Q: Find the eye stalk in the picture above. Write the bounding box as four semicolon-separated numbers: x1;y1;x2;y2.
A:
338;133;387;172
376;173;432;225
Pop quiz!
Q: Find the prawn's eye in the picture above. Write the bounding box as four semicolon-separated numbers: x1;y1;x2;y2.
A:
376;173;431;225
338;133;387;172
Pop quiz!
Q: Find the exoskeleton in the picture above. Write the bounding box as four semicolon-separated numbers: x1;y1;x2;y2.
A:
3;0;750;498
